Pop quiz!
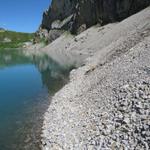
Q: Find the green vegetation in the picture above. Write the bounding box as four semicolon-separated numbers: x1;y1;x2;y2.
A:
0;30;34;49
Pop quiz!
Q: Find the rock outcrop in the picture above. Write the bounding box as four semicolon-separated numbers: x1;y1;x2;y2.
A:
39;0;150;40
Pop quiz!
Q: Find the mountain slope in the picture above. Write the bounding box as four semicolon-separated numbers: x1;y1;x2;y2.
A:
41;6;150;150
37;0;150;43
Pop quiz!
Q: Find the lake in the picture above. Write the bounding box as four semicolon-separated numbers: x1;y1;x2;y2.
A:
0;49;71;150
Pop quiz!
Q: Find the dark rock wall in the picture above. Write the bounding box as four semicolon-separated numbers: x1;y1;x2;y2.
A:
40;0;150;35
41;0;77;30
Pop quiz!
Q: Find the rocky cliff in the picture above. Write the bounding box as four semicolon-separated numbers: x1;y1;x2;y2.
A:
38;0;150;41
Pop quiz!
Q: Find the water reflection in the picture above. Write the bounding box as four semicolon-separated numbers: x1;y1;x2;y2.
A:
32;54;72;94
0;49;72;150
0;49;72;93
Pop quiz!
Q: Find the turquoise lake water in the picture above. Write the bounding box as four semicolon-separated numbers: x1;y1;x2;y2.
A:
0;49;70;150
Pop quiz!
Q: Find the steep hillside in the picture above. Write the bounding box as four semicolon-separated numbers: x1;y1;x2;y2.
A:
37;0;150;42
40;6;150;150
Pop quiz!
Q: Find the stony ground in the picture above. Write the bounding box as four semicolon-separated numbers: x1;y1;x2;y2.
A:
41;7;150;150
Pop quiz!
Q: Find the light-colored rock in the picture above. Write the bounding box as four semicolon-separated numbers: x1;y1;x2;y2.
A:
3;37;11;43
39;7;150;150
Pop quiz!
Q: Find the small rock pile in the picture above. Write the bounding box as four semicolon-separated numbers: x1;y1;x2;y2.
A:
90;81;150;150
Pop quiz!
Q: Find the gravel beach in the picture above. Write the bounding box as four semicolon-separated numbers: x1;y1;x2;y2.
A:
40;7;150;150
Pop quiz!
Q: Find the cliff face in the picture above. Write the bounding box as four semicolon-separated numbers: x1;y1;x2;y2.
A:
39;0;150;40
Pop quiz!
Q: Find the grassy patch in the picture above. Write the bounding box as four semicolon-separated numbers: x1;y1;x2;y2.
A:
0;42;24;49
0;30;34;49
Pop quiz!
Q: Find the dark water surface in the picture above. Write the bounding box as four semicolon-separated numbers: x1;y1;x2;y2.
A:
0;49;71;150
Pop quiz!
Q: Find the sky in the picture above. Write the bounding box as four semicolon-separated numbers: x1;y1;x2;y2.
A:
0;0;51;33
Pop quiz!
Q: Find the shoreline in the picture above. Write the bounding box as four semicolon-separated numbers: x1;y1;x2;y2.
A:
39;7;150;150
21;7;150;149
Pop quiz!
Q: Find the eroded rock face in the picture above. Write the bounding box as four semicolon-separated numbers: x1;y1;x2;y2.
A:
40;0;150;37
41;0;77;30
